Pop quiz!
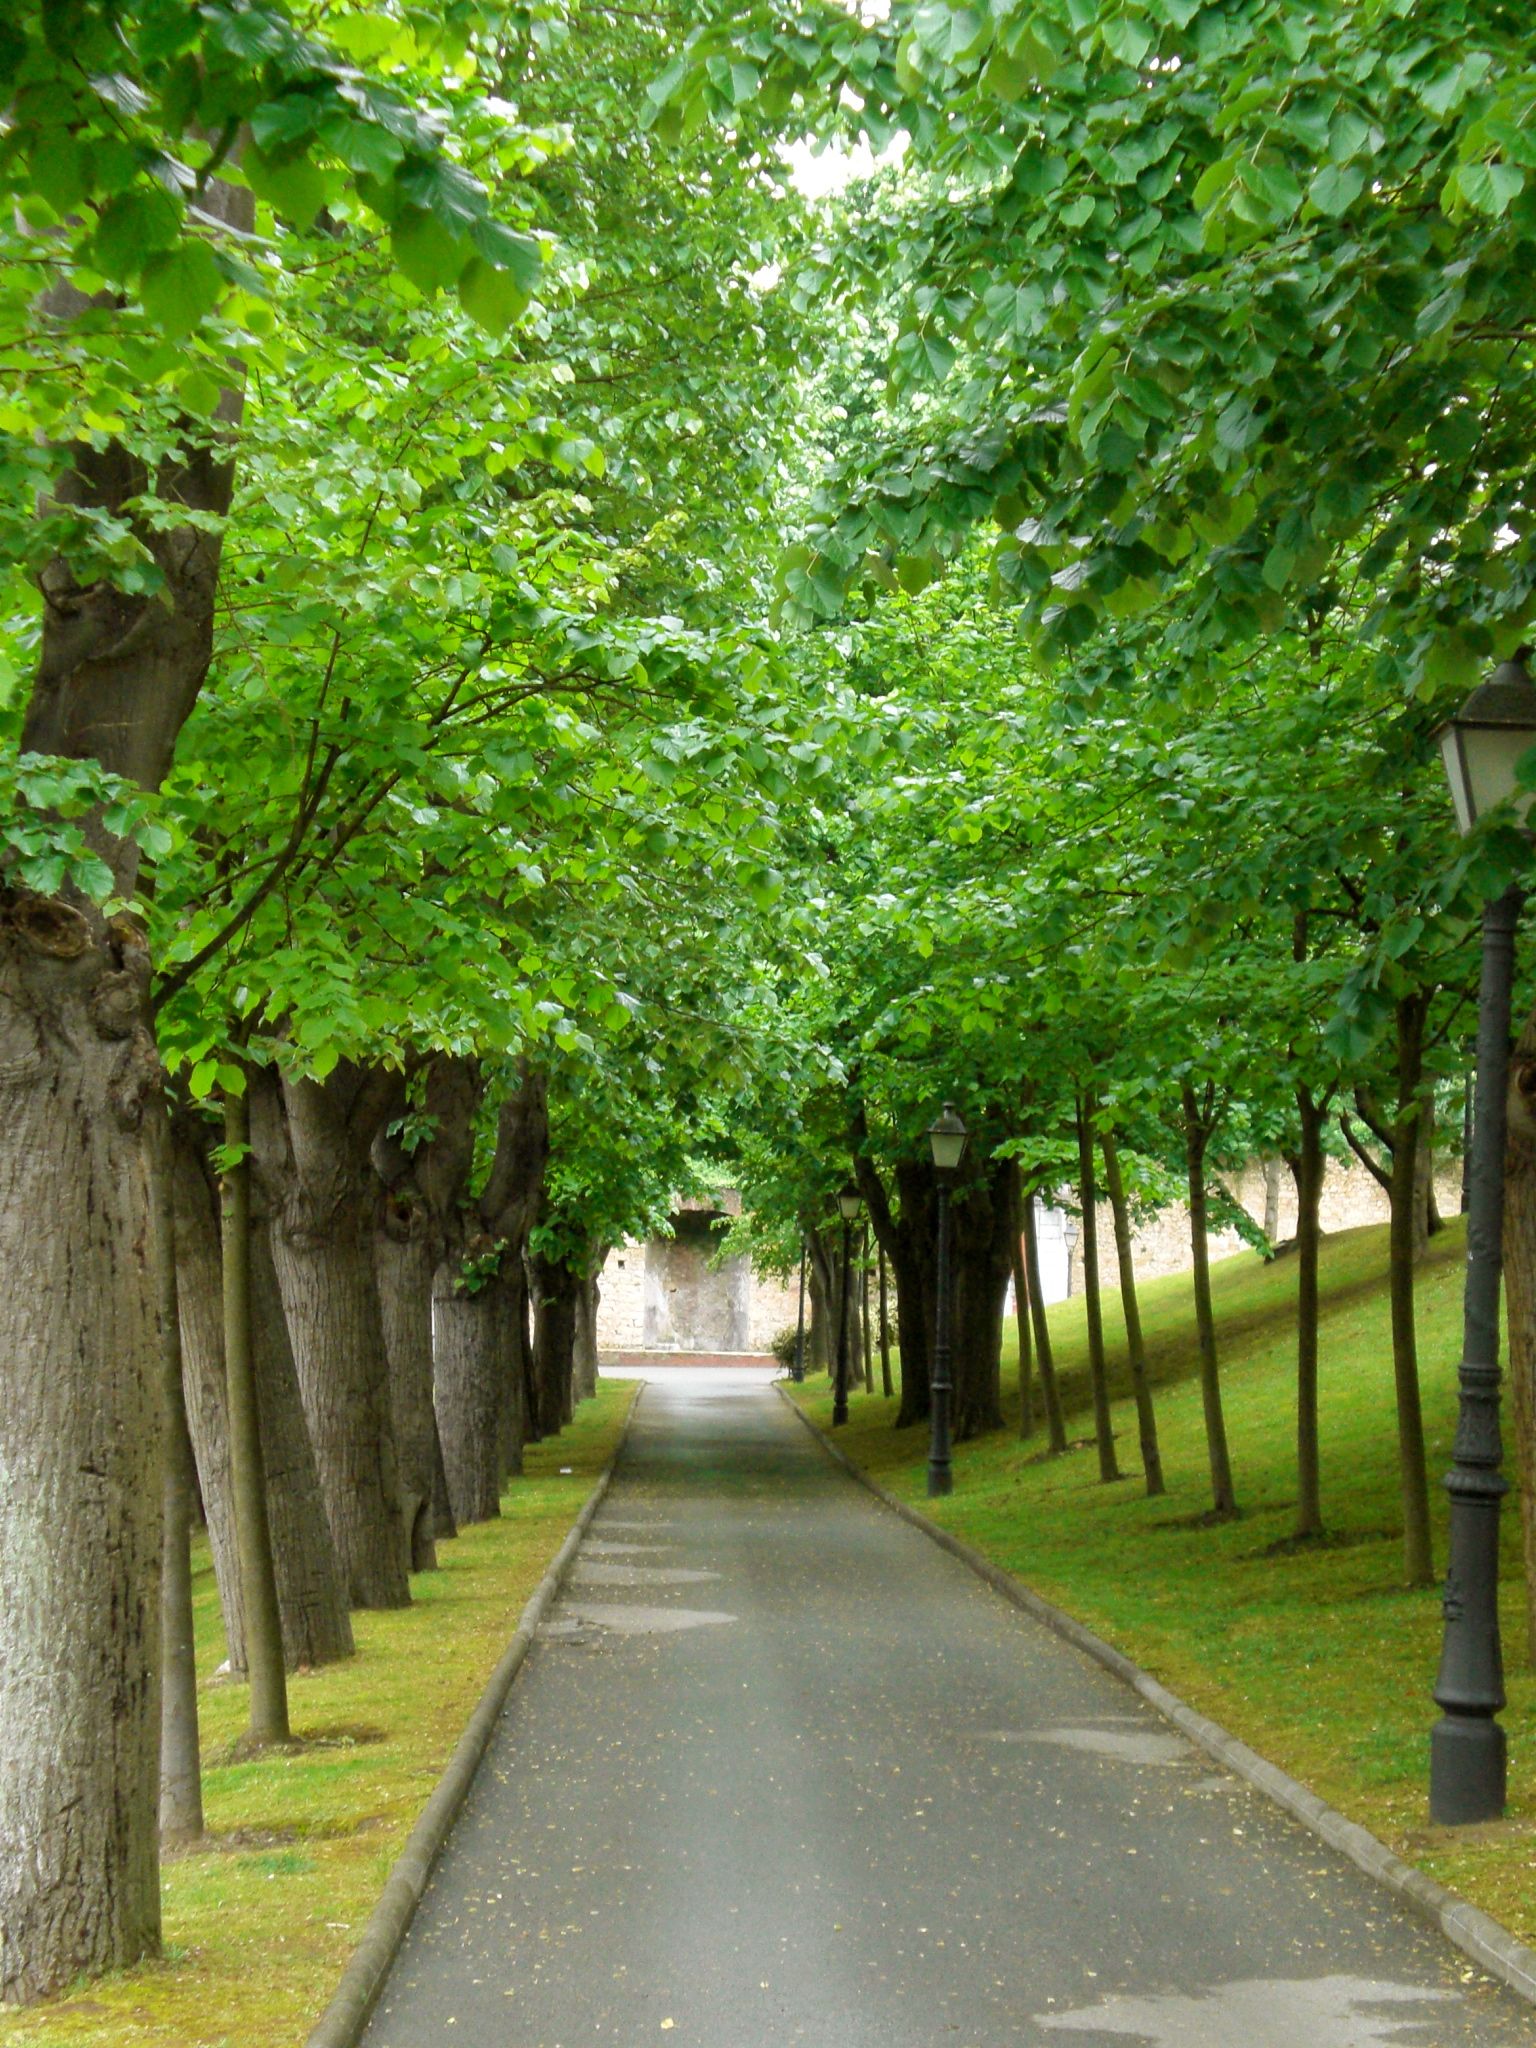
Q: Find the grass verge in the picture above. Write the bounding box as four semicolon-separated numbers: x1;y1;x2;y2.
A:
792;1220;1536;1944
1;1380;637;2048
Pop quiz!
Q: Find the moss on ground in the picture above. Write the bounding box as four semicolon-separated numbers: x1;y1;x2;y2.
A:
0;1381;637;2048
793;1220;1536;1943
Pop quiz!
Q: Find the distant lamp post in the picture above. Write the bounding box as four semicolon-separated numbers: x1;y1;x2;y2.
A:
927;1104;969;1497
1430;648;1536;1826
832;1183;862;1427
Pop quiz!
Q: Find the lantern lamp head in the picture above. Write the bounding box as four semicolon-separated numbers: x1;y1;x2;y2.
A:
837;1182;863;1222
928;1102;969;1177
1438;647;1536;837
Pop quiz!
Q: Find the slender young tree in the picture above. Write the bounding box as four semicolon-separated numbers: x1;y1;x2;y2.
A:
1099;1125;1164;1498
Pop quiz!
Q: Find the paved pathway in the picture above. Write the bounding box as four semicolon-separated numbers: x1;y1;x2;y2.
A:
362;1370;1536;2046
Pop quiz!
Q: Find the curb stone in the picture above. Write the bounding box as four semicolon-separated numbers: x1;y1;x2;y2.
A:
775;1381;1536;2009
305;1382;645;2048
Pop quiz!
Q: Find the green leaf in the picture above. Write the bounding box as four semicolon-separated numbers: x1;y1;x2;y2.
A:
1307;162;1365;216
138;243;224;336
458;256;528;337
391;206;466;292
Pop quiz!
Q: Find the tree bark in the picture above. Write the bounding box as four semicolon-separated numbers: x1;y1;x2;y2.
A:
1100;1126;1164;1497
252;1064;409;1610
1007;1164;1034;1439
0;187;256;2003
1022;1188;1067;1453
1077;1094;1121;1483
1182;1079;1238;1517
1285;1084;1328;1541
573;1268;601;1402
530;1249;581;1438
1262;1156;1283;1246
221;1088;290;1746
853;1144;932;1428
433;1269;507;1525
150;1110;202;1845
860;1225;874;1391
374;1218;438;1571
172;1115;352;1674
0;903;164;2002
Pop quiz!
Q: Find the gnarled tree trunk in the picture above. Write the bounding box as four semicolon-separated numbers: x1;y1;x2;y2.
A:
0;903;164;2002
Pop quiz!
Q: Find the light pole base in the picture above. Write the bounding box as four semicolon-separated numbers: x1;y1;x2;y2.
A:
927;1465;952;1498
1429;1713;1506;1825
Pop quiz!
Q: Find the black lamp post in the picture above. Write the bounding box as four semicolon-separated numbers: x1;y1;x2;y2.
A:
1430;648;1536;1825
832;1183;862;1427
927;1104;969;1497
792;1235;808;1384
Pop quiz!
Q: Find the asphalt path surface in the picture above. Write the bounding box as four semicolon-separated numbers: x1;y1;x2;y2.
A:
362;1368;1536;2046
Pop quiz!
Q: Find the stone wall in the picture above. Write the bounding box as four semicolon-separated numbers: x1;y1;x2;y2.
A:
1061;1154;1464;1298
595;1209;800;1354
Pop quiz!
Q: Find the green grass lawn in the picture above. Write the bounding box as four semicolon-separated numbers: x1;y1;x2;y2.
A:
793;1220;1536;1943
0;1381;636;2048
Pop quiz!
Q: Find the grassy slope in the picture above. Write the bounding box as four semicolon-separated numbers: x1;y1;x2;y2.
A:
794;1220;1536;1941
1;1380;637;2048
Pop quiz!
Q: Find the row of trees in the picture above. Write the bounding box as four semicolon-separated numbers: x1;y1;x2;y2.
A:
0;0;830;2005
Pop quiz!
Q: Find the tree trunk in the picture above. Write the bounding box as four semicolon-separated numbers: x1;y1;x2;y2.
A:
946;1157;1011;1442
221;1089;290;1746
1503;1016;1536;1661
530;1250;580;1438
1008;1163;1034;1440
172;1117;352;1674
1414;1092;1438;1256
1182;1079;1238;1517
1286;1085;1328;1541
1077;1094;1121;1483
878;1248;894;1399
860;1226;874;1391
1022;1189;1067;1454
1100;1126;1164;1497
253;1066;409;1610
150;1111;202;1845
430;1414;458;1543
374;1219;438;1572
807;1229;837;1381
1262;1156;1283;1246
0;903;165;2003
1388;994;1434;1587
573;1269;601;1402
433;1268;507;1525
853;1146;933;1428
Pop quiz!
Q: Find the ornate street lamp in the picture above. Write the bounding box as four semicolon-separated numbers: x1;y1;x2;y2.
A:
1430;648;1536;1825
927;1104;969;1496
832;1183;862;1426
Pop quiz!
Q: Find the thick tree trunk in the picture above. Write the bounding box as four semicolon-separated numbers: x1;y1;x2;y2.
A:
1022;1189;1067;1453
1101;1127;1164;1497
374;1220;438;1572
807;1245;832;1378
1077;1095;1121;1482
221;1089;290;1746
1504;1016;1536;1662
0;191;255;2003
854;1148;932;1428
0;905;164;2002
946;1158;1011;1442
173;1120;352;1674
254;1067;409;1610
150;1111;202;1846
430;1413;458;1543
530;1251;580;1438
1286;1085;1328;1541
1182;1080;1238;1517
433;1269;507;1525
